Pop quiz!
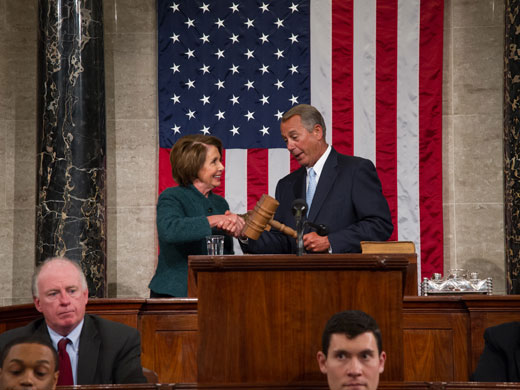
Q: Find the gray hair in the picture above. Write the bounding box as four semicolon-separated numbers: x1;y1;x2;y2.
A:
32;257;88;298
281;104;327;138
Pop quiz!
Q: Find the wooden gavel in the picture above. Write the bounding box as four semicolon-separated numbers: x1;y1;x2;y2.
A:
242;194;297;240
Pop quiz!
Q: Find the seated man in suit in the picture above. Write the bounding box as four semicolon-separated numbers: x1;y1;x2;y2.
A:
0;257;146;385
317;310;386;390
240;104;393;254
0;337;59;390
472;321;520;381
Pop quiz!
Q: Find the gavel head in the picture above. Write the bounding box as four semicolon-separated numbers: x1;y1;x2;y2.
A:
242;194;279;240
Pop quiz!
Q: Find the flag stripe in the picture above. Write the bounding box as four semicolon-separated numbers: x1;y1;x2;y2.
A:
159;147;174;192
247;149;269;210
353;0;376;162
397;0;421;280
224;149;248;212
375;0;399;241
268;149;290;197
419;0;444;277
331;0;354;155
310;0;332;145
212;149;226;198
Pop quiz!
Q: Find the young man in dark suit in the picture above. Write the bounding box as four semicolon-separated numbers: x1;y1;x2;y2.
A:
0;258;146;385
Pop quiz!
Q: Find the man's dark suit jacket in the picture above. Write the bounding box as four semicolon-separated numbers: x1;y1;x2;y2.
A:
472;321;520;382
243;148;393;254
0;314;146;385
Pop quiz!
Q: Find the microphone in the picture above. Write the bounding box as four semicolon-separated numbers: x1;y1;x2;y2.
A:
305;221;329;237
292;199;307;256
291;198;307;217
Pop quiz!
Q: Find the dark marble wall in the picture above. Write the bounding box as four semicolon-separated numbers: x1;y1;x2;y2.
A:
36;0;106;297
505;0;520;293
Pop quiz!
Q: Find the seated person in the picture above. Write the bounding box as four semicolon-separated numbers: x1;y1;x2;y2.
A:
0;257;146;385
472;321;520;381
0;336;59;390
317;310;386;390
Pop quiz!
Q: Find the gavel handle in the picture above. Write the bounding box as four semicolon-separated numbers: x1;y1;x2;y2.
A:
269;219;297;239
239;212;297;239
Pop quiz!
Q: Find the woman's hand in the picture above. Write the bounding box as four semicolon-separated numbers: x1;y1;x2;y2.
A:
219;211;246;237
208;211;246;237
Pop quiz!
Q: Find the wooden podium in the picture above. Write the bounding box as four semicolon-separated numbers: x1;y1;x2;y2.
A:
189;254;409;384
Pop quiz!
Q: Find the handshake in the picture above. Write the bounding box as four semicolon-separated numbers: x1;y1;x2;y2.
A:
211;194;330;254
210;194;294;239
215;194;328;241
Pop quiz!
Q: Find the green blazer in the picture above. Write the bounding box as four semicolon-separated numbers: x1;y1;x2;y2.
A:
149;185;234;296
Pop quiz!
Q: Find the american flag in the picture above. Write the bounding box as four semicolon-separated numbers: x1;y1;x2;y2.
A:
158;0;444;281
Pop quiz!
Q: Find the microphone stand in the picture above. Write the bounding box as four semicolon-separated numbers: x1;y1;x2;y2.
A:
296;213;305;256
291;199;308;256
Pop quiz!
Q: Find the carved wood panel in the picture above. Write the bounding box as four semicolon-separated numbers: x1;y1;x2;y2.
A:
140;310;198;383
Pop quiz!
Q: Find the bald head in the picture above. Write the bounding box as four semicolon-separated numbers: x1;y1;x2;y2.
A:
32;258;87;298
32;258;89;336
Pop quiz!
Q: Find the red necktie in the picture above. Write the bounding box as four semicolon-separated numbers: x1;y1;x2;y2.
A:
57;338;73;385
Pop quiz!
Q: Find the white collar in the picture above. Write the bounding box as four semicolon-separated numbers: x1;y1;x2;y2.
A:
307;145;331;179
47;318;84;351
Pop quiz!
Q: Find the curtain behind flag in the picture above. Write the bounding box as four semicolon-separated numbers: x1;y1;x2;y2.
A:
157;0;444;281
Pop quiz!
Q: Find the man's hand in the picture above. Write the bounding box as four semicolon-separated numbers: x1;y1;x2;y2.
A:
218;210;246;237
209;211;246;237
303;232;330;252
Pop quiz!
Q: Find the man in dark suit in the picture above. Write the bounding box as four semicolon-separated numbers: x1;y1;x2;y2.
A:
241;104;393;254
0;257;146;385
472;321;520;381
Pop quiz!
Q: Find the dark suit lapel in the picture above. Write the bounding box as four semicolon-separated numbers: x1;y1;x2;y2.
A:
77;315;100;384
34;319;53;342
516;345;520;380
293;167;306;200
308;149;338;221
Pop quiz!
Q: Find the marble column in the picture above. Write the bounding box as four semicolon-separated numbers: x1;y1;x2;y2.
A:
36;0;106;297
505;0;520;293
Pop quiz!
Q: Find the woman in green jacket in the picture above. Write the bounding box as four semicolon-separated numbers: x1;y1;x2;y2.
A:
149;135;245;297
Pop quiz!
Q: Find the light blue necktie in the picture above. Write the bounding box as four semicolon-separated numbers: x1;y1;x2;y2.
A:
306;168;317;215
